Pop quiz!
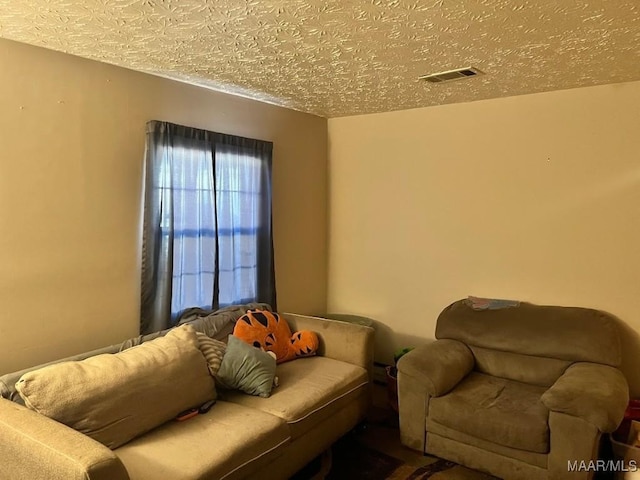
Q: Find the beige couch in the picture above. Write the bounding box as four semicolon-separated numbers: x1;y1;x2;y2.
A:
0;310;374;480
397;299;629;480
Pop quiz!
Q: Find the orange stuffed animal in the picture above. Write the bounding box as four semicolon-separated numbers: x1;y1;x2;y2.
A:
233;310;319;364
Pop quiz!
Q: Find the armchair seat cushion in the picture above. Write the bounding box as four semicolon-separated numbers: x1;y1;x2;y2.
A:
429;372;550;453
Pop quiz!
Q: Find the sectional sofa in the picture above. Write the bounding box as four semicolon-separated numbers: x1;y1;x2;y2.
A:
0;305;374;480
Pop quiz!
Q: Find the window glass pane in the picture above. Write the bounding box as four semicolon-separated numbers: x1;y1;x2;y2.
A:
158;139;216;317
216;147;261;306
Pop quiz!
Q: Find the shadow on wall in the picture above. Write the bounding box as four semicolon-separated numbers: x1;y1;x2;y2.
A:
320;313;433;367
368;320;432;367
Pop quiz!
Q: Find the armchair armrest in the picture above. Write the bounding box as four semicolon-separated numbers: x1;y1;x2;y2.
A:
396;339;473;451
282;313;375;377
0;398;129;480
541;362;629;432
397;339;474;397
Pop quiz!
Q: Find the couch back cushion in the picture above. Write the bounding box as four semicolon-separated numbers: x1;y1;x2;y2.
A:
436;299;621;383
470;346;572;387
1;303;268;405
0;343;122;405
15;324;215;449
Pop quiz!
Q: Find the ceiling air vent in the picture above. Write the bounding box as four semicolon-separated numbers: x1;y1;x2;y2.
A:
419;67;484;83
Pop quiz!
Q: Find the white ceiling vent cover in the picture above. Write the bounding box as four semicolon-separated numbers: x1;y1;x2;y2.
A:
420;67;484;83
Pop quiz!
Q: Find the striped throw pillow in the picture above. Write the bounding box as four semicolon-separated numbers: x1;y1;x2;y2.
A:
196;332;227;377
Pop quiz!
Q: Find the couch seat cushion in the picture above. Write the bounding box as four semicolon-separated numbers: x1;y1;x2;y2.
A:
429;372;549;453
115;401;289;480
220;356;369;439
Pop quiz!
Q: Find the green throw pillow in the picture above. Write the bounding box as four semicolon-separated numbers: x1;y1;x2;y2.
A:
216;335;276;398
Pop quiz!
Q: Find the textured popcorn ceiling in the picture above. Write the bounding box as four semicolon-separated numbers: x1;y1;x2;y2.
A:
0;0;639;117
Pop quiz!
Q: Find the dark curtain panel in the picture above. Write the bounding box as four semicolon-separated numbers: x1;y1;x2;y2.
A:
140;121;276;334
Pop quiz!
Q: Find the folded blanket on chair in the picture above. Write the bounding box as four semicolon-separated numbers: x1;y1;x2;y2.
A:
466;296;520;310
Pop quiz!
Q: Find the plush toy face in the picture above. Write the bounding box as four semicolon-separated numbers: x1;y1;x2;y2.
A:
233;310;318;364
290;330;319;358
233;310;292;362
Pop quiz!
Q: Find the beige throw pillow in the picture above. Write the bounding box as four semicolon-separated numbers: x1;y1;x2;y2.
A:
15;324;215;449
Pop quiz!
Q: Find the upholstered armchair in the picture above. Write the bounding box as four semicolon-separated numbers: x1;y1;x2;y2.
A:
397;299;629;480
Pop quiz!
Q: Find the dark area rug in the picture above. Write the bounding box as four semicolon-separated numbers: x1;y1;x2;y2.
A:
326;437;404;479
391;460;459;480
327;434;457;480
292;429;458;480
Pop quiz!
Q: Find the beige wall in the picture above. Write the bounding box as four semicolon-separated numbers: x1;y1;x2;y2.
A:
0;38;327;374
327;81;640;394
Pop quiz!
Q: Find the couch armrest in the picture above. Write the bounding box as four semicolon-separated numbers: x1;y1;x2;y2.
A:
282;313;374;377
541;362;629;432
0;398;130;480
397;340;474;397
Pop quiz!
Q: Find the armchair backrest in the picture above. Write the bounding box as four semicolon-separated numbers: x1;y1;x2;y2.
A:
435;299;622;387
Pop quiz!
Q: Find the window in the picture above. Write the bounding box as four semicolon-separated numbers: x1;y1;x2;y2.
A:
140;121;275;334
214;147;264;308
